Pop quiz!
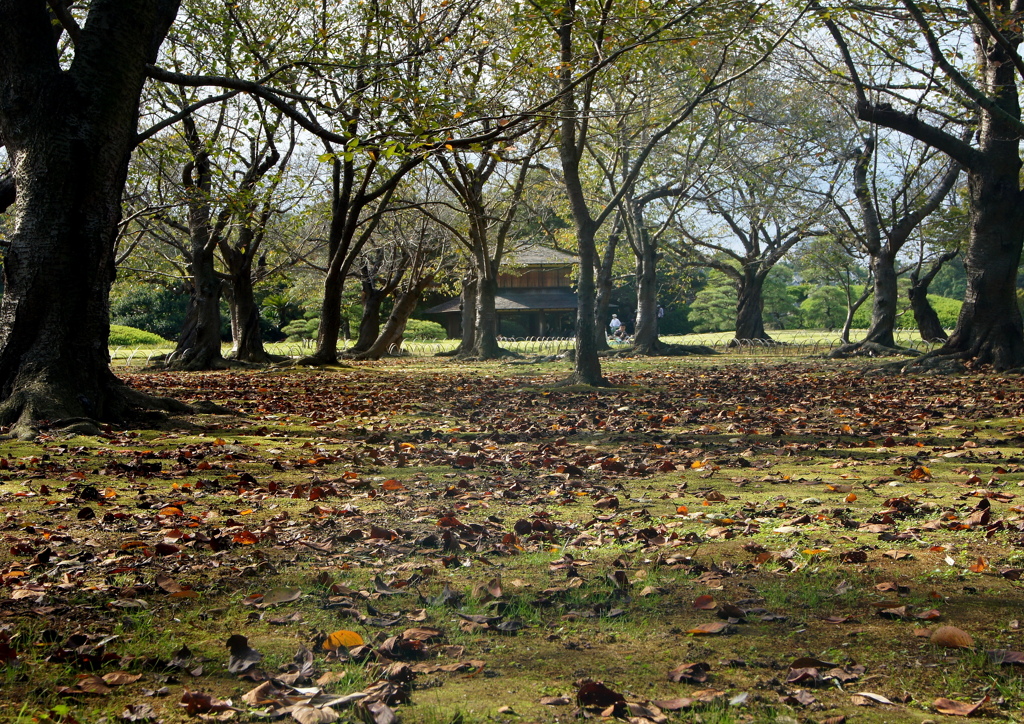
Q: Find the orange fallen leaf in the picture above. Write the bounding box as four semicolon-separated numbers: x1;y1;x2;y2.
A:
323;630;364;650
692;595;716;610
931;626;973;649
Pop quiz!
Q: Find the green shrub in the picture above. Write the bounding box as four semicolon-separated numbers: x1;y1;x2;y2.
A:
404;319;446;340
109;325;170;347
800;286;848;330
282;316;319;342
110;284;188;340
688;280;735;333
928;295;962;328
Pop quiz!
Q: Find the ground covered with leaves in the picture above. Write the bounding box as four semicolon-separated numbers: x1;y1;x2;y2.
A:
2;356;1024;724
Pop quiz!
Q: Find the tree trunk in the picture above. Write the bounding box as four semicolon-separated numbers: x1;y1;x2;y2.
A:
315;266;344;364
442;273;477;357
225;254;270;363
0;0;182;436
847;14;1024;370
351;284;388;354
632;230;660;353
909;284;948;343
570;221;606;384
937;164;1024;367
840;281;872;344
555;0;605;386
593;231;618;352
355;275;434;360
169;244;225;370
909;252;956;342
471;273;502;359
733;269;771;342
862;251;899;347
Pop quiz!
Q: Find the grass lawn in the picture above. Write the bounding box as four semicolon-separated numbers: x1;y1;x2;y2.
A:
1;353;1021;723
107;328;944;367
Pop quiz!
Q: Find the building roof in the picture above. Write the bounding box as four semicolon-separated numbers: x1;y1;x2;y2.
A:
425;288;578;315
506;245;577;266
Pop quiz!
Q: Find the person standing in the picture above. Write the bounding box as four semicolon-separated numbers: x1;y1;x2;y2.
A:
609;314;622;337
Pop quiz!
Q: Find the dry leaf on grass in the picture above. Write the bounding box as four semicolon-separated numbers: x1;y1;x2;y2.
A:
931;626;974;649
933;696;988;716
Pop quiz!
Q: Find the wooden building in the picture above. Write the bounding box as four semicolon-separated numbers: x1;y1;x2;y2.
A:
425;246;578;338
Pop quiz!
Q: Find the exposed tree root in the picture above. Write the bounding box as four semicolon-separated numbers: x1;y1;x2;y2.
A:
553;371;612;388
227;351;292;365
873;333;1024;374
434;345;464;358
275;355;351;369
163;354;244;371
455;347;522;362
505;352;568;365
828;341;922;360
0;377;194;440
611;342;717;357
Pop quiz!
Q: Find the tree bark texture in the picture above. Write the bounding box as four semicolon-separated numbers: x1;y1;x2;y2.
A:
457;274;478;354
733;267;771;342
934;36;1024;368
593;230;618;352
471;272;501;359
0;0;181;435
557;0;605;385
909;251;957;342
170;241;225;370
169;121;228;370
631;225;660;353
352;283;389;354
862;251;899;347
224;250;270;363
941;161;1024;366
315;264;346;364
355;274;434;360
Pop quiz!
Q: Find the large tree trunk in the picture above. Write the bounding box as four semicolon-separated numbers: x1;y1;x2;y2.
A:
909;285;948;343
593;231;618;352
570;221;606;384
315;266;345;364
847;13;1024;370
225;254;270;363
355;275;433;360
861;251;899;347
169;244;225;370
733;269;771;342
927;35;1024;370
632;230;660;353
471;273;502;359
440;273;477;357
351;284;389;354
909;251;956;343
0;0;183;437
937;164;1024;367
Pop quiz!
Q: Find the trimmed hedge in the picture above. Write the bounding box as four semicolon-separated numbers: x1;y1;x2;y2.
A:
404;319;446;340
109;325;170;347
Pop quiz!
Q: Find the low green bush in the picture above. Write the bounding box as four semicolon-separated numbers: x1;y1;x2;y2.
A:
109;325;170;347
928;295;962;328
282;316;319;342
110;284;187;340
404;318;446;340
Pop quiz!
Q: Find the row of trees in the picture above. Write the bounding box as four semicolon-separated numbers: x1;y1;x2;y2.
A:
0;0;1021;436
